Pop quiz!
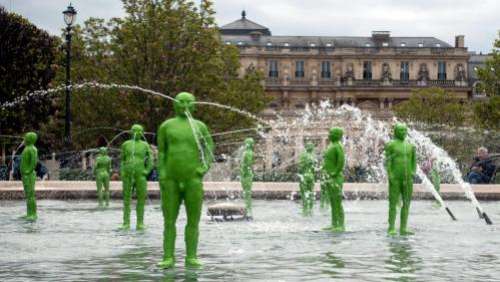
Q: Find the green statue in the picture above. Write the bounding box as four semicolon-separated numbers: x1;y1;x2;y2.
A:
240;137;255;217
120;124;154;230
298;142;316;215
94;147;112;207
384;123;416;236
20;132;38;221
322;128;345;232
157;92;214;269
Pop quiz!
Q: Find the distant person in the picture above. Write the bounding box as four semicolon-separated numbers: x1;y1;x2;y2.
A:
467;147;496;184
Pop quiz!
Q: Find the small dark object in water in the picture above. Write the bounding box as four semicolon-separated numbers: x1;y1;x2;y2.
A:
207;202;247;221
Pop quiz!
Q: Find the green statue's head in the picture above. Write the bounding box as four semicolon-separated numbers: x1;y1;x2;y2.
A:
305;142;315;153
329;127;343;142
174;92;196;117
394;123;407;141
99;147;108;155
24;132;37;146
244;137;254;150
131;124;144;141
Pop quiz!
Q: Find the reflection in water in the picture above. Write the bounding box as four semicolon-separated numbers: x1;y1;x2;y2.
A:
322;251;346;278
385;239;422;281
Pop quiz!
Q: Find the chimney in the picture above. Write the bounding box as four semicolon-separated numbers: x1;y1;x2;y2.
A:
455;35;464;48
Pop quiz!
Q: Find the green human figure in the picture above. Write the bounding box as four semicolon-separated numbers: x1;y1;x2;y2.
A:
240;137;254;217
384;123;417;236
298;142;316;215
94;147;112;207
20;132;38;221
157;92;214;269
120;124;154;230
322;128;345;232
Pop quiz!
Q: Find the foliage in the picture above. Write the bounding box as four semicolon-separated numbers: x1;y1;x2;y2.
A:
45;0;268;151
394;87;468;127
58;168;94;180
476;32;500;97
473;96;500;130
0;7;59;136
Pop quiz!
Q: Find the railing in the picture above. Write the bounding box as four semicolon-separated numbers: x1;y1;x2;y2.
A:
265;78;468;88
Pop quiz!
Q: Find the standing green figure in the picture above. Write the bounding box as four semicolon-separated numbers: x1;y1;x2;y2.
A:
120;124;154;230
384;123;416;236
20;132;38;221
94;147;112;207
322;128;345;232
157;92;214;269
298;142;316;215
240;137;254;217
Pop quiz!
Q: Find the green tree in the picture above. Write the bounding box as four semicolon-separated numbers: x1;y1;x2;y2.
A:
0;7;58;136
394;87;468;127
474;32;500;130
48;0;268;151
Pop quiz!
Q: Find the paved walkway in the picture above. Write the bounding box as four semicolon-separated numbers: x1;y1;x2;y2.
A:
1;181;499;200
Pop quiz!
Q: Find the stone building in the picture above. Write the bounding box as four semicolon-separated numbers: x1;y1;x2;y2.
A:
220;11;471;118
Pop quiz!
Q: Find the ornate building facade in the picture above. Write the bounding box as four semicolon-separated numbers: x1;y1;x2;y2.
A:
220;12;471;118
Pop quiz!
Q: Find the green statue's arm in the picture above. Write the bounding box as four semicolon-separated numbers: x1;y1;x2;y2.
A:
144;142;154;175
120;143;126;176
384;143;394;178
107;157;112;174
93;159;97;175
298;154;307;174
332;145;344;177
200;121;214;173
410;145;417;176
23;148;37;175
157;124;168;180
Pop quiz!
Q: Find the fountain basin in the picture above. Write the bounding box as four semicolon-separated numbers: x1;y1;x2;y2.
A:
0;199;499;281
207;202;247;220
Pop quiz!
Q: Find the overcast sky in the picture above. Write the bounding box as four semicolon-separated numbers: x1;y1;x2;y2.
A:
1;0;498;53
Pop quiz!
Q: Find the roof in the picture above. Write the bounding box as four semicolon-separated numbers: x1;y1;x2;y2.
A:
220;35;453;48
220;11;271;36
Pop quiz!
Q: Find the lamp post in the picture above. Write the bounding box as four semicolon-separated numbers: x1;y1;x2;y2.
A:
63;4;77;147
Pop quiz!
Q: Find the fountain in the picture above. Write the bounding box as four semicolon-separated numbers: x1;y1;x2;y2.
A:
1;83;497;280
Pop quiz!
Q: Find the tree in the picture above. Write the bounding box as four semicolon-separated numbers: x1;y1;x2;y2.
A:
0;7;58;136
474;32;500;130
476;32;500;97
394;87;468;127
47;0;268;151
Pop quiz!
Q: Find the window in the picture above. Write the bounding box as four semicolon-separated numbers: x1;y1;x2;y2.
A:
365;43;371;47
237;41;244;46
363;61;372;80
295;61;305;78
268;60;279;78
310;43;316;47
284;42;290;47
438;61;446;80
382;42;389;47
266;42;273;46
400;42;406;47
418;43;424;48
435;43;441;47
225;41;231;45
326;43;333;47
400;61;409;81
321;61;331;79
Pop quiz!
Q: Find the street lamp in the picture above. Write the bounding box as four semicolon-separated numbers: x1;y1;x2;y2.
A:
63;3;77;147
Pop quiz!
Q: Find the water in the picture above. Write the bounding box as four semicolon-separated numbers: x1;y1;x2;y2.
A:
0;199;498;281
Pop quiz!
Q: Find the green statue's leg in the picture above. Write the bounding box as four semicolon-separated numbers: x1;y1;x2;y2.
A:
104;174;110;207
327;181;338;229
158;179;181;269
96;175;104;207
242;175;252;216
320;182;329;210
400;177;414;235
121;176;132;230
136;175;147;230
388;178;400;236
334;177;345;231
184;178;204;268
22;173;37;221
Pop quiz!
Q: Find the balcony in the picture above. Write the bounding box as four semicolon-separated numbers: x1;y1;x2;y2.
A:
264;78;468;88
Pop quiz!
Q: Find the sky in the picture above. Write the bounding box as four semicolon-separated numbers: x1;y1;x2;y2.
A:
1;0;498;53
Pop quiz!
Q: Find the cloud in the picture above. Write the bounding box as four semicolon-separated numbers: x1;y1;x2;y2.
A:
1;0;498;52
